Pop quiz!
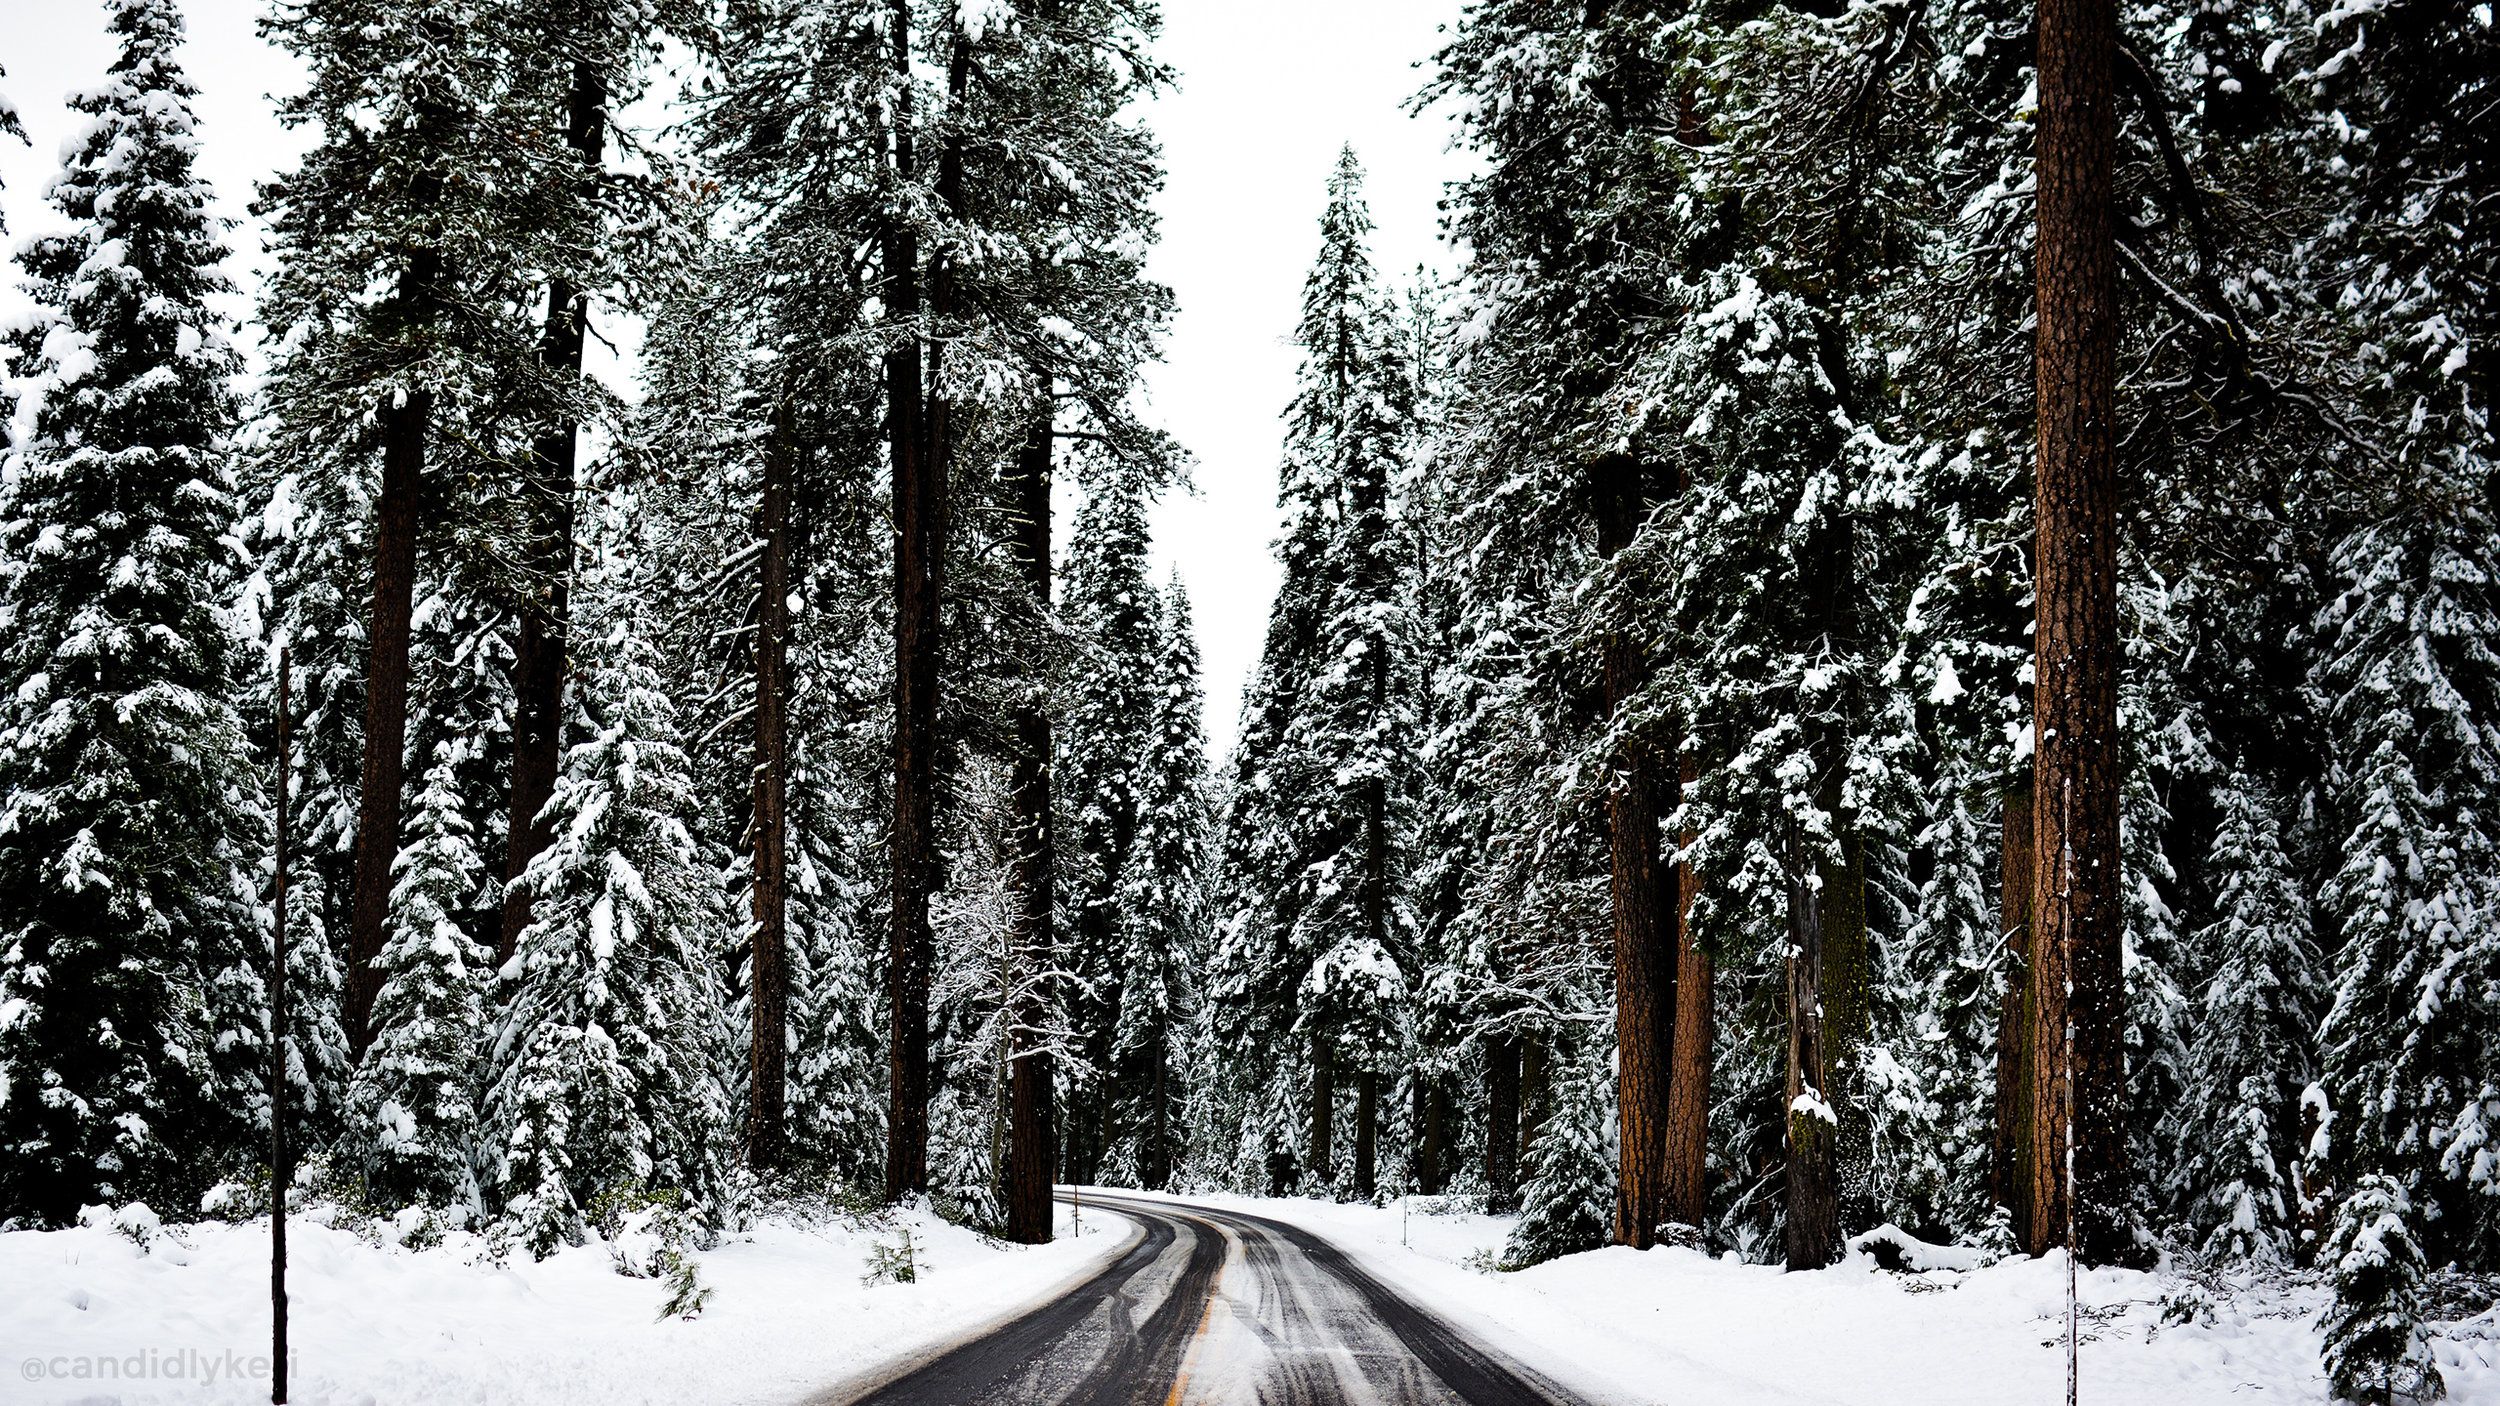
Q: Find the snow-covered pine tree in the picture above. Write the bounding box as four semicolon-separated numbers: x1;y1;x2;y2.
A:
1498;1033;1613;1270
484;498;732;1254
344;744;491;1211
1111;576;1214;1189
0;0;266;1225
1058;459;1163;1184
2176;768;2320;1262
0;63;21;230
1211;149;1418;1199
2319;1174;2446;1405
2313;500;2500;1265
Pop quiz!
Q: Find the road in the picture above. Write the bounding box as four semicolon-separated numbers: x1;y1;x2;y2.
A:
822;1192;1598;1406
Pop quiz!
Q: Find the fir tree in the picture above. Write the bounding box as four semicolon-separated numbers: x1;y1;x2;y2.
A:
1499;1036;1613;1270
344;744;491;1211
0;0;264;1224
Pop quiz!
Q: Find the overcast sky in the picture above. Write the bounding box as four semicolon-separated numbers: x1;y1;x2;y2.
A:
0;0;1469;760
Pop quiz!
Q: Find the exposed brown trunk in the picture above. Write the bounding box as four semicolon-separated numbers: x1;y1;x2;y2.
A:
1353;1071;1379;1199
1594;454;1673;1248
748;403;795;1169
2029;0;2130;1266
1003;403;1056;1243
1484;1034;1522;1213
344;382;429;1054
1992;785;2038;1240
1662;756;1712;1229
499;61;606;964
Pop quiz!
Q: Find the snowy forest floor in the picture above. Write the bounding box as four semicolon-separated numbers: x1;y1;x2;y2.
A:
4;1190;2497;1406
0;1198;1120;1405
1103;1189;2500;1406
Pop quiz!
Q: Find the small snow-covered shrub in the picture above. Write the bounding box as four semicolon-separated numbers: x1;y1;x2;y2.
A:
861;1224;926;1286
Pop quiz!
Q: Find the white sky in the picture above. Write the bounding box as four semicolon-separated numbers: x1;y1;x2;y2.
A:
0;0;1470;760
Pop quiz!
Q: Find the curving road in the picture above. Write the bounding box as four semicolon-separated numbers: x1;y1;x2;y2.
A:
820;1193;1596;1406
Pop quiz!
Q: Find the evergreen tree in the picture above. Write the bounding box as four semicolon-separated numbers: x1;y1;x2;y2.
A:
1111;576;1213;1189
1499;1035;1613;1270
484;505;732;1254
2319;1175;2446;1405
0;0;264;1224
344;744;491;1211
2177;769;2320;1261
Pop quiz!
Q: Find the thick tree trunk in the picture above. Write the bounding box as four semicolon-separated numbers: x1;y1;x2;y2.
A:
499;61;605;964
882;0;936;1203
749;403;796;1169
1593;455;1673;1248
1003;404;1056;1244
1353;1070;1378;1199
1519;1039;1549;1162
1992;785;2038;1241
1662;758;1713;1229
1144;1019;1170;1190
344;382;430;1053
2029;0;2129;1266
1484;1034;1522;1213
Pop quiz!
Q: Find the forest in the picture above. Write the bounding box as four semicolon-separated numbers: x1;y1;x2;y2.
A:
0;0;2493;1402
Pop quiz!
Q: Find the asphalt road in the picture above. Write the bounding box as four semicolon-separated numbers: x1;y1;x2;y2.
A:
823;1193;1597;1406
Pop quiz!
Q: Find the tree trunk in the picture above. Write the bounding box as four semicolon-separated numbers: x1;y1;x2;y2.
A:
344;383;429;1054
1003;402;1056;1244
1353;1070;1378;1199
1417;1077;1448;1195
1662;755;1712;1229
1519;1039;1549;1163
499;60;605;964
1484;1034;1522;1213
1992;785;2038;1241
1787;517;1870;1271
1309;1033;1335;1194
748;402;795;1169
2029;0;2129;1265
1594;454;1673;1248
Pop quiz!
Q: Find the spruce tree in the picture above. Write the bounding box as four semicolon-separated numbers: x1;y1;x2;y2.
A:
2319;1175;2446;1404
0;0;264;1224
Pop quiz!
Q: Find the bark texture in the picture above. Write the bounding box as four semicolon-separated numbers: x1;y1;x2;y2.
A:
1594;455;1673;1248
748;403;795;1168
344;382;429;1053
1662;761;1712;1229
1992;785;2038;1240
2028;0;2131;1265
1003;405;1057;1244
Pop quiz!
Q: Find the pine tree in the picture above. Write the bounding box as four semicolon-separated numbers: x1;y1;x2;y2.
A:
484;507;732;1254
1212;150;1418;1198
2315;504;2500;1263
2177;769;2320;1261
2319;1175;2446;1405
0;0;265;1224
1112;577;1214;1190
344;744;491;1211
1499;1036;1613;1270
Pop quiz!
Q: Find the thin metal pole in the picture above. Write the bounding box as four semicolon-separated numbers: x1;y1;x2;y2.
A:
271;649;291;1406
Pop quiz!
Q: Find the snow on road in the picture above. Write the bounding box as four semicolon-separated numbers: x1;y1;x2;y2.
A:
0;1202;1122;1406
1096;1189;2500;1406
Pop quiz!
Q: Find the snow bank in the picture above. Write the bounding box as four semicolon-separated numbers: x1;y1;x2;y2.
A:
1;1202;1124;1405
1104;1189;2500;1406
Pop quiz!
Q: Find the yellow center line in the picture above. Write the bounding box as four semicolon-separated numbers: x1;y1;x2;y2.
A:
1161;1218;1233;1406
